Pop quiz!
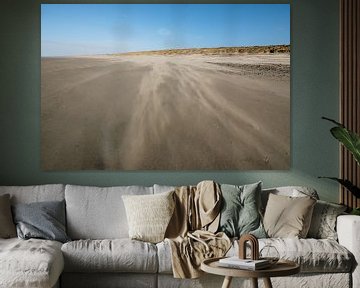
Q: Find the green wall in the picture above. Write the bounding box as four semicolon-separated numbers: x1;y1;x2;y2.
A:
0;0;340;202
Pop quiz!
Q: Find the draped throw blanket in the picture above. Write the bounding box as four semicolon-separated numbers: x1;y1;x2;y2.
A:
165;181;231;278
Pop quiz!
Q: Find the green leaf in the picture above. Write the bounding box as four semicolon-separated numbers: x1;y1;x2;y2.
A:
322;117;360;165
319;177;360;198
351;208;360;215
330;127;360;165
322;116;344;127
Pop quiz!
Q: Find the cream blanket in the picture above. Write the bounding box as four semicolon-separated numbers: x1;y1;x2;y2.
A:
165;181;231;278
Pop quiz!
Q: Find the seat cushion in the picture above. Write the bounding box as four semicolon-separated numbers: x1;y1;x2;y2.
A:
65;185;153;239
61;239;158;273
0;238;64;288
229;238;354;273
157;238;353;274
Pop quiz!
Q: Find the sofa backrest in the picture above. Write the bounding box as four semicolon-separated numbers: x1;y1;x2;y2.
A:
0;184;65;204
153;184;176;194
65;184;153;240
0;184;320;240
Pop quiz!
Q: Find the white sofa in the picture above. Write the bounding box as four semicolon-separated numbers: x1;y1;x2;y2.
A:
0;184;358;288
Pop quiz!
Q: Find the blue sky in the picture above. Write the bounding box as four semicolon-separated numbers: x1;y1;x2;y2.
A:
41;4;290;57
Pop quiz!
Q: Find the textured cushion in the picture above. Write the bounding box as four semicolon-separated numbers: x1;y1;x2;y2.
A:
122;191;175;243
229;238;353;273
307;200;347;240
0;238;64;288
65;185;153;239
263;193;316;238
218;182;266;238
61;239;158;273
158;237;353;274
12;200;70;243
0;194;16;238
0;184;65;204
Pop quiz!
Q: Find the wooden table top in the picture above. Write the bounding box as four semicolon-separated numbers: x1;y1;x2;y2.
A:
201;257;300;278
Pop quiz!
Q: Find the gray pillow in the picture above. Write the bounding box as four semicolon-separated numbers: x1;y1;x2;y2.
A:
218;182;266;238
12;200;70;243
307;200;347;240
0;194;16;238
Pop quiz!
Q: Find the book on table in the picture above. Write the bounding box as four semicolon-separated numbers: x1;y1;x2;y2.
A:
218;257;271;270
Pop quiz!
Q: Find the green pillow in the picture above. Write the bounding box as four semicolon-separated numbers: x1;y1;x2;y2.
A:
218;182;266;238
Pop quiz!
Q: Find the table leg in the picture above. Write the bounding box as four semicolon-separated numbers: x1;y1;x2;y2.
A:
263;277;273;288
221;276;233;288
251;278;258;288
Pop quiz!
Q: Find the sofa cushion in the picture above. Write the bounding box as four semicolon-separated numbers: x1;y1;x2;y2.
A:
0;238;64;288
307;200;347;240
12;200;70;243
263;194;316;238
0;184;65;204
61;239;158;273
218;182;266;238
153;184;176;194
0;194;16;238
261;238;353;273
261;186;319;212
122;191;175;243
65;185;153;239
157;237;353;274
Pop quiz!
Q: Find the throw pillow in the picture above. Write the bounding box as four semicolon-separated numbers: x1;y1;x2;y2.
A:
122;190;175;243
12;200;70;243
0;194;16;238
218;182;266;238
263;193;316;238
307;200;347;240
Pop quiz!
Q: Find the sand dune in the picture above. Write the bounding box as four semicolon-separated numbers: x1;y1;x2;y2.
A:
41;54;290;170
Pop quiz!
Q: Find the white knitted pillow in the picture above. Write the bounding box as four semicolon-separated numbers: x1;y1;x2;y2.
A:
122;191;175;243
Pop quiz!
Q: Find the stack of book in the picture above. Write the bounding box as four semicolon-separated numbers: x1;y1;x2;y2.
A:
218;257;271;270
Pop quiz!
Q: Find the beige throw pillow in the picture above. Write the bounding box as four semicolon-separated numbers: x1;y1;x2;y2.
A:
0;194;17;238
122;191;175;243
263;193;316;238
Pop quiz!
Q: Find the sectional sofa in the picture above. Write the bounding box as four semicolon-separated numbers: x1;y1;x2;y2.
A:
0;183;359;288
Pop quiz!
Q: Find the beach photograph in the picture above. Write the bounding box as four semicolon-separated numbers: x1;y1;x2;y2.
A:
41;4;290;170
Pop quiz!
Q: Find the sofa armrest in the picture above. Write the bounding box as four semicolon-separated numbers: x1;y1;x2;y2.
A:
337;215;360;288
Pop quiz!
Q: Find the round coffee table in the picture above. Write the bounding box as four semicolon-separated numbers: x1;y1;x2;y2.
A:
201;257;300;288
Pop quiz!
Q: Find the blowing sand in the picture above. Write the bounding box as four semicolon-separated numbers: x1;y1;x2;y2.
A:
41;53;290;170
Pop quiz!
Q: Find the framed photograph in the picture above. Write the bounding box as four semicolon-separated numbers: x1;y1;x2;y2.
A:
41;4;290;170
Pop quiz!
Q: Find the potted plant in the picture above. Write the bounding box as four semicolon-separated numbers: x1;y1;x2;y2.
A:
320;117;360;215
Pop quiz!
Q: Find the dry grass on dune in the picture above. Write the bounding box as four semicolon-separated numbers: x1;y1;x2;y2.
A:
113;45;290;57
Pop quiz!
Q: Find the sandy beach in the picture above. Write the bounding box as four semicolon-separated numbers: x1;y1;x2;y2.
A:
41;53;290;170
